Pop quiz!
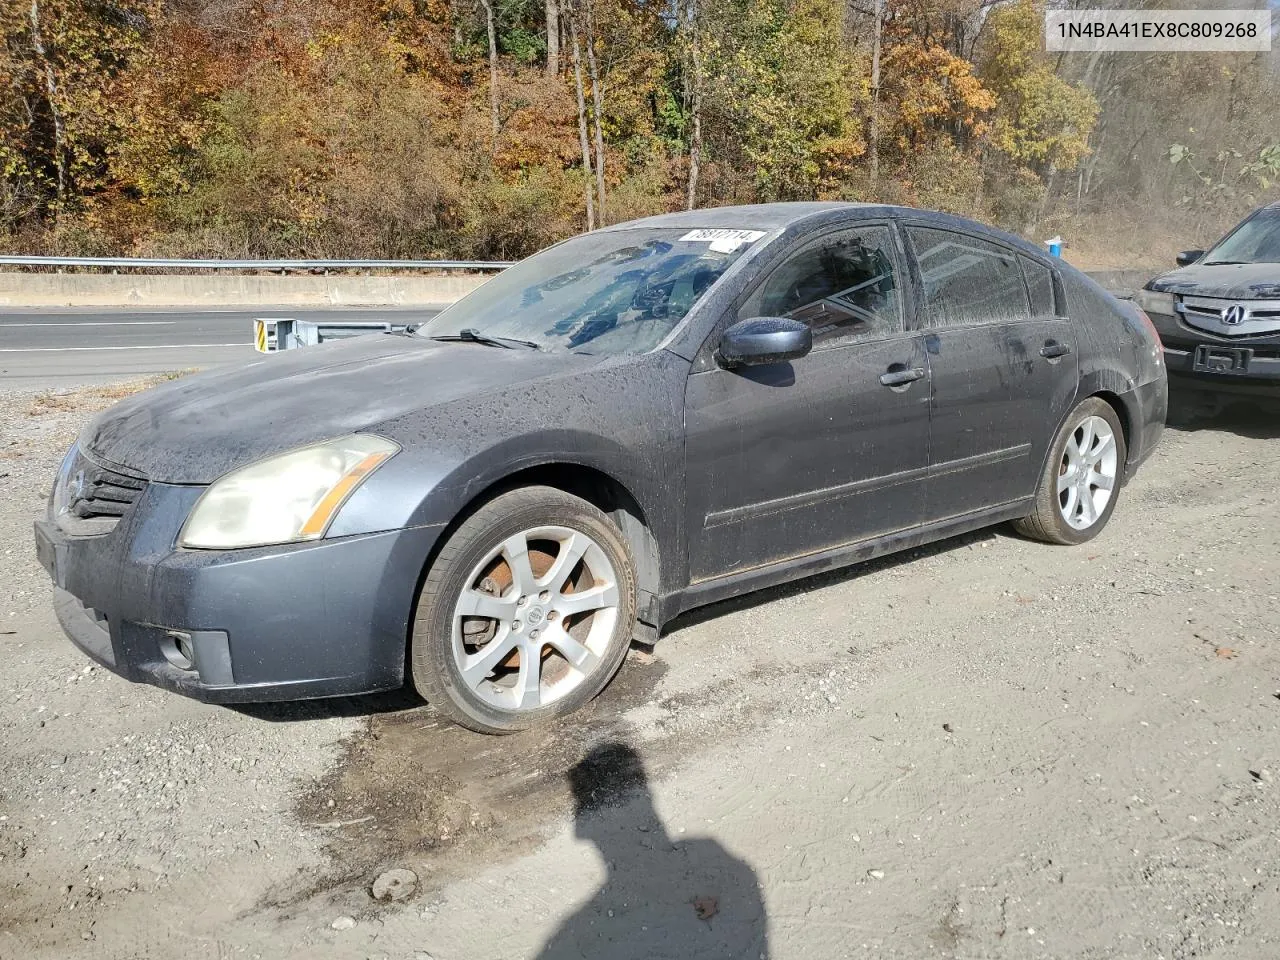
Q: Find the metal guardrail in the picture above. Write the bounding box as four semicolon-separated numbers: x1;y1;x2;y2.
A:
0;255;513;272
254;317;416;352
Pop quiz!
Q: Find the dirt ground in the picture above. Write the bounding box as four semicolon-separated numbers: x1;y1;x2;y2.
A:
2;382;1279;960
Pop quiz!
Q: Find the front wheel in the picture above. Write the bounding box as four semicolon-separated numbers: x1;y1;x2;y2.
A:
410;486;638;734
1014;397;1127;545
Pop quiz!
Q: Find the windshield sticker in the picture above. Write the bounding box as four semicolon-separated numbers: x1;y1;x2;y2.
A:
679;228;767;253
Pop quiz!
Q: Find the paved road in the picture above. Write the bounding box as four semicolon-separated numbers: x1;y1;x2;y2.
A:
0;307;441;386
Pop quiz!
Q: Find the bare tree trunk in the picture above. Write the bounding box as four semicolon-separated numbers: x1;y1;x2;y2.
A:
28;0;65;211
686;95;701;210
545;0;560;76
570;19;595;231
478;0;500;149
583;0;606;223
684;0;701;210
1032;163;1057;234
868;0;883;189
1082;116;1107;200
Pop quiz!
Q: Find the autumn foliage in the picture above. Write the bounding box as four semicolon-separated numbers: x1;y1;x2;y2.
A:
0;0;1276;259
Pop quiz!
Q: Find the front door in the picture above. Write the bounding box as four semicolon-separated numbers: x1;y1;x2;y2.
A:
684;223;932;583
903;225;1078;521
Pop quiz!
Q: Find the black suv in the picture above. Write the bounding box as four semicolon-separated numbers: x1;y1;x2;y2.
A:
1137;202;1280;408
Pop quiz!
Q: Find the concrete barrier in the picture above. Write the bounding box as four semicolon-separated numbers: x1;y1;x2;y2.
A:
0;272;491;308
1082;269;1152;298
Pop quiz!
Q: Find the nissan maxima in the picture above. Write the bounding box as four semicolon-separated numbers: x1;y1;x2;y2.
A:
34;203;1167;734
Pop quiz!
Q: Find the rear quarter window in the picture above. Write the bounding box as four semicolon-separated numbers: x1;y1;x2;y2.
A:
1020;257;1059;320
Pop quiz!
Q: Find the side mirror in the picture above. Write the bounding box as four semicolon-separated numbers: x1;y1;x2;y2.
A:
717;317;812;369
1175;249;1204;267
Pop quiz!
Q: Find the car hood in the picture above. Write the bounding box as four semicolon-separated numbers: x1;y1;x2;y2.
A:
1148;262;1280;299
81;334;599;484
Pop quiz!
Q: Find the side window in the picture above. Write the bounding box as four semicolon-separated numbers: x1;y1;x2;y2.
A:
906;226;1030;328
1020;256;1058;319
739;225;901;346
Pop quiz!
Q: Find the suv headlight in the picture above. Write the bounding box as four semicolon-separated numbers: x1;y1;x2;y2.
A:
1135;287;1176;317
179;435;399;549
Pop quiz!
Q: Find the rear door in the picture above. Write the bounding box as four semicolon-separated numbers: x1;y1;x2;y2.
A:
902;225;1077;521
683;222;931;582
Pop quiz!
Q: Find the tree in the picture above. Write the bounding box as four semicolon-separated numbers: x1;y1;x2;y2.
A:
0;0;163;230
568;9;595;229
980;0;1097;173
0;0;1273;259
545;0;559;75
478;0;501;146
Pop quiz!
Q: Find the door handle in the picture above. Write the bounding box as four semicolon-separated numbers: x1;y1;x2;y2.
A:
1040;341;1072;359
879;366;926;387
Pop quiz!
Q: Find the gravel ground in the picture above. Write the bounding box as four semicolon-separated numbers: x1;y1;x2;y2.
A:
1;382;1279;959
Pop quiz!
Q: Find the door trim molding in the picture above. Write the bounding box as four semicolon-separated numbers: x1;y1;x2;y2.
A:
675;496;1032;608
704;461;928;529
703;442;1031;529
928;442;1031;480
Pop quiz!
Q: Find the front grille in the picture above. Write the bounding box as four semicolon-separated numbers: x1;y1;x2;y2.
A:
69;465;146;519
1180;295;1280;339
54;447;148;533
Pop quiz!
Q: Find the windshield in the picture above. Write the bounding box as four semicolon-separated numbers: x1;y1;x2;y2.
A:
1205;207;1280;264
418;228;765;354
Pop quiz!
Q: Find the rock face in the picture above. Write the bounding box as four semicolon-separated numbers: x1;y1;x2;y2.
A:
372;868;419;903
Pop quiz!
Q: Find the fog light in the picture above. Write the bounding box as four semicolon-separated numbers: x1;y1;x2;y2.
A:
161;631;196;671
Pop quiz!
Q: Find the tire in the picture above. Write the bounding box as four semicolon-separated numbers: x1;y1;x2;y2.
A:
411;485;638;734
1013;397;1128;546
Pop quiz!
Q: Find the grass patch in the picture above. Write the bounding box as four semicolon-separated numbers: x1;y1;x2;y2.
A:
26;370;197;417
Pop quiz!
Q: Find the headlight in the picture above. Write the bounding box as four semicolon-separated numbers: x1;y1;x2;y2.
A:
179;434;399;549
1135;288;1176;317
51;443;79;516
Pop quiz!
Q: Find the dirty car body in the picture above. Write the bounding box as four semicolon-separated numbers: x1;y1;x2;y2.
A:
1138;201;1280;403
34;203;1166;715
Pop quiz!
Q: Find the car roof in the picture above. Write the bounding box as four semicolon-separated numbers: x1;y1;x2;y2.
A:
597;202;878;233
596;202;1056;262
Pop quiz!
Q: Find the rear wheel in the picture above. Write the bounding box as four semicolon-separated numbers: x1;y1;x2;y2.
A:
1014;397;1127;545
411;486;637;734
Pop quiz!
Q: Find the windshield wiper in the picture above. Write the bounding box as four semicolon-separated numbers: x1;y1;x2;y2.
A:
428;327;540;350
1202;260;1251;266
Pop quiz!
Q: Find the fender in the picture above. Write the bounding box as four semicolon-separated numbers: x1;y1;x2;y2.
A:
1049;366;1144;483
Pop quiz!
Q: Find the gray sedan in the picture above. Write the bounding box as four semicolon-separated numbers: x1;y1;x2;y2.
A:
34;203;1167;733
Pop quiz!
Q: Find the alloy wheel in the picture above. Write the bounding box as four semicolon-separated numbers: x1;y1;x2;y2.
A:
1057;414;1118;530
451;525;621;712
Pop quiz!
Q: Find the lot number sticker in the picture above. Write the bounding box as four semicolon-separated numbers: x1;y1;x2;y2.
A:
679;228;767;253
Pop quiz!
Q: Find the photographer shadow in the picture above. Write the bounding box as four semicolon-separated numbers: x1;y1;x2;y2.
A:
536;741;769;960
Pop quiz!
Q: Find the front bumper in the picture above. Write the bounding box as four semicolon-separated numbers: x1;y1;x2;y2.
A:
1148;308;1280;396
34;480;442;703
